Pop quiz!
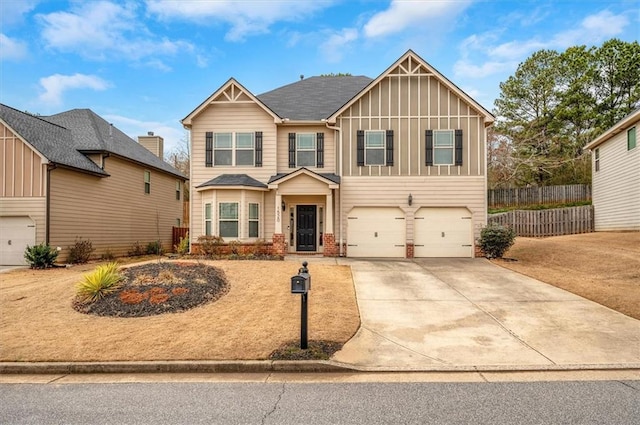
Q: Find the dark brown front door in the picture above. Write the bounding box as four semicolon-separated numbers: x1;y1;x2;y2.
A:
296;205;316;251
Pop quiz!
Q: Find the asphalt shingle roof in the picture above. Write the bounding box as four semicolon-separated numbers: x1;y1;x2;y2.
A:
268;169;341;185
257;76;373;121
197;174;268;189
0;104;185;179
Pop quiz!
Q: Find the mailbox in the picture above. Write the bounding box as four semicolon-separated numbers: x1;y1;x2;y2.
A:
291;274;309;294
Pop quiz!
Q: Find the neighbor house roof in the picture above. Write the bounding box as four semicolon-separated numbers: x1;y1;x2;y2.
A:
584;108;640;151
256;76;373;121
196;174;268;189
0;103;186;179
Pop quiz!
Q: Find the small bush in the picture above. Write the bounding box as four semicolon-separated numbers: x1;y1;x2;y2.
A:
479;223;516;259
76;262;123;303
174;233;189;255
101;249;115;261
197;235;224;257
128;241;145;257
228;240;241;256
146;240;164;255
24;243;58;269
67;237;95;264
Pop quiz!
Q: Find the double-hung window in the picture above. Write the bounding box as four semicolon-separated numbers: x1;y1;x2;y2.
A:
236;133;255;165
628;127;636;151
434;130;454;165
208;132;258;166
296;134;316;166
595;148;600;172
144;171;151;194
214;133;233;166
175;180;181;200
204;203;212;236
248;203;259;238
219;202;239;238
365;131;385;165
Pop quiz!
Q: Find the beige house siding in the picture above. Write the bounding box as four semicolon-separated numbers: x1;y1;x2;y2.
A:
276;125;336;173
0;197;46;244
592;128;640;231
1;123;46;197
338;176;487;244
49;156;183;260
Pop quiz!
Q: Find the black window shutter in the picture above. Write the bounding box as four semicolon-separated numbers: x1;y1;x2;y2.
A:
255;131;263;167
386;130;394;166
205;132;213;167
288;133;296;168
357;130;364;166
316;132;324;168
455;129;463;166
425;130;433;166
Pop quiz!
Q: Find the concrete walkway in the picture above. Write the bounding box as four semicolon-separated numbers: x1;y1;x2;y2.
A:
331;258;640;371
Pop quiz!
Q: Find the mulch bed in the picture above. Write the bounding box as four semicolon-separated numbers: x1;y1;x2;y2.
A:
73;262;229;318
269;340;344;360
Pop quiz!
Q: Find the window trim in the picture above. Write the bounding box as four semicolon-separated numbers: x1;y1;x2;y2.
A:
210;132;257;167
219;202;239;238
204;203;212;236
248;203;259;238
595;148;600;172
144;170;151;194
296;133;317;167
364;130;385;166
235;132;255;166
433;130;455;165
628;126;636;151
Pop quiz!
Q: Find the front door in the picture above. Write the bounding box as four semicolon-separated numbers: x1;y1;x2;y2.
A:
296;205;316;251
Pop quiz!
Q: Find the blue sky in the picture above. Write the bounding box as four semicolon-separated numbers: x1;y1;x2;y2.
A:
1;0;638;155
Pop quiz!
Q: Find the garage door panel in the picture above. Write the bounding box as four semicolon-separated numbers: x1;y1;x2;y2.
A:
0;217;36;265
347;207;405;258
414;208;473;258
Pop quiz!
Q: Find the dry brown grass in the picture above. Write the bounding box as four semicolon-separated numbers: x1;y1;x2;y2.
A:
0;259;359;361
493;232;640;320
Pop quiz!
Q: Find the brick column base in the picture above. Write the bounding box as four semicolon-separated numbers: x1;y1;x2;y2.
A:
322;233;337;257
272;233;286;256
406;243;414;259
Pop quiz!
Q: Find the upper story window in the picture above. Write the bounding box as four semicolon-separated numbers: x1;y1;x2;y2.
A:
365;131;385;165
175;180;181;200
206;131;263;167
289;132;324;168
628;127;636;151
144;170;151;194
595;148;600;172
425;129;463;166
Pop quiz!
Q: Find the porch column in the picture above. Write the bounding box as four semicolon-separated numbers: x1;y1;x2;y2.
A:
275;192;283;234
325;191;334;234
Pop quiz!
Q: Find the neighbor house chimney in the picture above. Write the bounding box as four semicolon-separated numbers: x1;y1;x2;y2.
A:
138;132;164;159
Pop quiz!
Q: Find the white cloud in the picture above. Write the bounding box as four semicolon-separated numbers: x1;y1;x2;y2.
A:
0;33;27;60
551;10;628;47
146;0;332;42
320;28;359;63
364;0;473;38
37;1;193;62
0;0;39;26
38;74;110;106
103;114;187;156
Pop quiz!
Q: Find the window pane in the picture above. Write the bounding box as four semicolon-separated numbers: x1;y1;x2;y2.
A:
219;203;238;219
205;221;212;236
297;134;315;149
205;203;212;219
435;131;453;146
236;150;254;166
144;171;150;182
214;150;232;165
434;148;453;164
249;203;259;220
236;133;254;148
220;221;238;238
214;133;232;148
629;127;636;150
366;148;384;165
366;131;384;147
249;221;259;238
297;151;316;166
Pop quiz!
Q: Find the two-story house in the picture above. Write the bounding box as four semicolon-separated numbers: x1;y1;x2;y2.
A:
182;50;494;258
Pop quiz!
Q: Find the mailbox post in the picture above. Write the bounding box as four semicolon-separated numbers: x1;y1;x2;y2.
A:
290;261;311;349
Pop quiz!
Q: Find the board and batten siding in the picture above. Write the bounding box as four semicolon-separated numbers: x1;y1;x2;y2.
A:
276;125;336;174
1;123;46;198
338;176;487;243
592;131;640;231
48;156;183;260
337;72;486;178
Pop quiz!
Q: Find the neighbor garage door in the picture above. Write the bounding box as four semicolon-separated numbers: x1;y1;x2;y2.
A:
414;207;473;257
347;207;405;257
0;216;36;265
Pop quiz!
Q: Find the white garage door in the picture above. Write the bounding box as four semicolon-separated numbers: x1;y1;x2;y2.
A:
414;207;473;257
0;217;36;265
347;207;406;257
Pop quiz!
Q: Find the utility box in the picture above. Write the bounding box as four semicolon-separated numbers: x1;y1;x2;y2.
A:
291;274;309;294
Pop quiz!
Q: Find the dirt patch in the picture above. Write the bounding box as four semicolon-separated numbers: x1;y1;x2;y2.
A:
493;232;640;320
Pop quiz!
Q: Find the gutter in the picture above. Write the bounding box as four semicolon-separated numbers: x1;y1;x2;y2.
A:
325;121;344;256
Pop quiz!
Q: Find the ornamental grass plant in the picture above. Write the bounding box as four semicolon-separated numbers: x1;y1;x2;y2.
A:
76;262;123;303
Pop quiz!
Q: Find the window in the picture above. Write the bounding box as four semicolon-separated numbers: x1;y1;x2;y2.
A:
236;132;255;165
219;202;238;238
595;148;600;172
204;203;212;236
175;180;181;200
365;131;385;165
628;127;636;150
434;130;454;165
144;171;151;194
214;133;233;165
248;203;259;238
296;134;316;166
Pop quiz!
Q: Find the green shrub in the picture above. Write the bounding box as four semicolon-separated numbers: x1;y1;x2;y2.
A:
76;262;122;303
478;223;516;259
174;233;189;255
146;240;164;255
67;237;95;264
24;243;59;269
128;241;145;257
101;249;115;261
197;235;224;257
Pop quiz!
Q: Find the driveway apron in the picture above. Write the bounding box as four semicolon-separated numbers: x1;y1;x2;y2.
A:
332;258;640;371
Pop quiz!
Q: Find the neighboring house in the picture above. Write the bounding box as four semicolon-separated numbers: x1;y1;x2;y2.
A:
584;109;640;231
0;104;187;265
182;50;494;258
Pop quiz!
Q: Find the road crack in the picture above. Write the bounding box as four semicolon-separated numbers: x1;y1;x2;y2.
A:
262;383;285;424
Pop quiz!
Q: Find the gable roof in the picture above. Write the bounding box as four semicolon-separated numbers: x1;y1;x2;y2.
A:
328;50;494;125
196;174;268;190
584;108;640;151
268;168;341;187
0;103;185;179
256;76;373;121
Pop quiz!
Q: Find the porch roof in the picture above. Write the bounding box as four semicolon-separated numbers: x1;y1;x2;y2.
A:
268;168;340;187
196;174;268;190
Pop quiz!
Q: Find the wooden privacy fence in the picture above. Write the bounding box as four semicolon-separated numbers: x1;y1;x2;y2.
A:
172;226;189;249
488;205;594;237
488;184;591;208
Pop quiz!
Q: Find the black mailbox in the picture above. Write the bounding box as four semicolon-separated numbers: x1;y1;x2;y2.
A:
291;274;309;294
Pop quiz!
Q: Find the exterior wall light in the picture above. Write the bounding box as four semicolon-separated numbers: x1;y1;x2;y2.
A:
408;194;413;206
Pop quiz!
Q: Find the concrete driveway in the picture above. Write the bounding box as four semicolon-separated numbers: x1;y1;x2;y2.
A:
332;258;640;371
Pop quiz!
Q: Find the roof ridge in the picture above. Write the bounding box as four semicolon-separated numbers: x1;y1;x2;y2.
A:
0;103;69;131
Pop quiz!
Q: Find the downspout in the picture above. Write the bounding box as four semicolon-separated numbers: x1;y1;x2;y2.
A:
325;121;343;256
45;163;56;245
